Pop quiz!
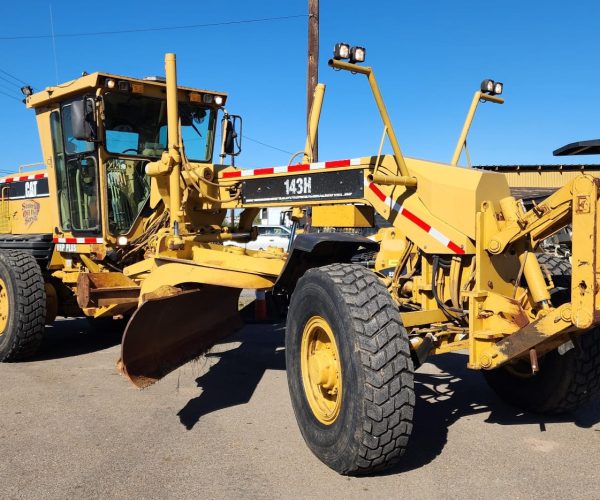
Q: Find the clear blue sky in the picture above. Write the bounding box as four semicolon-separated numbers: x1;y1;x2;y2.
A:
1;0;599;175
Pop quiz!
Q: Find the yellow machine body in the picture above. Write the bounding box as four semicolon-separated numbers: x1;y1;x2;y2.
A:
0;52;595;394
0;169;53;235
4;48;600;476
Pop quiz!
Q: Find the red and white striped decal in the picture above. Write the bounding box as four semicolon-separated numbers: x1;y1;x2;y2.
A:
367;182;465;255
221;158;362;179
53;237;105;244
0;172;47;183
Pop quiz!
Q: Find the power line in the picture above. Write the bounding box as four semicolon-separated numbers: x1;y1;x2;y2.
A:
0;89;22;102
243;135;294;155
0;82;18;94
0;14;307;41
0;68;27;85
0;74;20;88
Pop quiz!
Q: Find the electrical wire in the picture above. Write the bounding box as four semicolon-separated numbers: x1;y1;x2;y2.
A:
0;14;307;40
0;74;20;88
243;135;294;155
0;68;27;85
0;89;21;102
0;82;18;94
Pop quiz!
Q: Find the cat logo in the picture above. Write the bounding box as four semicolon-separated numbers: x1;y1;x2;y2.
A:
25;181;38;198
22;199;40;226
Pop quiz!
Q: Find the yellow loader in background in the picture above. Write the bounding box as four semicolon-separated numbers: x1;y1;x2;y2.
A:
1;45;599;475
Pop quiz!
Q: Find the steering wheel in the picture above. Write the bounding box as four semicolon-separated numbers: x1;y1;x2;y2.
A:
121;148;138;154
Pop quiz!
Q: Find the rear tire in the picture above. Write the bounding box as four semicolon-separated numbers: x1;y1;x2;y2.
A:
286;263;415;475
537;253;570;295
483;328;600;414
485;254;600;414
0;250;46;361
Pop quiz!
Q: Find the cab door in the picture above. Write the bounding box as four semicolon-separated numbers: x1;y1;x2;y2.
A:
50;102;101;235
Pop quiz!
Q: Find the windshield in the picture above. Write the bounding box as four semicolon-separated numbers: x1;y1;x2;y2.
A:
103;92;216;162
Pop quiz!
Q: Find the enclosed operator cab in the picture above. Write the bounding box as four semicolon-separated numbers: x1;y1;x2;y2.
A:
24;73;227;257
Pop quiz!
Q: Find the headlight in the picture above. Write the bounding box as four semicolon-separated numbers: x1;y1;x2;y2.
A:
493;81;503;95
117;236;128;246
214;95;224;106
106;79;116;89
333;42;351;60
202;94;214;104
350;46;366;63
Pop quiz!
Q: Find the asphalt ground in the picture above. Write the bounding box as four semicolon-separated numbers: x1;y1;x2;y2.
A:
1;315;600;499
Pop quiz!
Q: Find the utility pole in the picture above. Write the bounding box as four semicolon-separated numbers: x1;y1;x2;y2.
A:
307;0;319;162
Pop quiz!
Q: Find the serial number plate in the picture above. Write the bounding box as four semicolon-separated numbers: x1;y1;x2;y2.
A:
241;169;364;204
56;243;77;253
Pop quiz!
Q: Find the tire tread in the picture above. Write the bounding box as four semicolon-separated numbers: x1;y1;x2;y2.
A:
312;263;414;474
0;250;46;361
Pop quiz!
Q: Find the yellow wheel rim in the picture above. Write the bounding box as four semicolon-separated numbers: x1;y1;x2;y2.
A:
300;315;342;425
0;277;8;336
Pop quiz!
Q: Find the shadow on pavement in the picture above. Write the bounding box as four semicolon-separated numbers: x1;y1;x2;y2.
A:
178;325;600;470
31;318;124;361
388;352;600;475
178;323;286;430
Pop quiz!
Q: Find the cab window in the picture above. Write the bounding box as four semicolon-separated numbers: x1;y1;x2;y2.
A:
60;102;100;232
50;110;72;231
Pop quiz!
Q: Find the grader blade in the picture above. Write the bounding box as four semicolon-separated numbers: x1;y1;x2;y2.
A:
120;286;242;388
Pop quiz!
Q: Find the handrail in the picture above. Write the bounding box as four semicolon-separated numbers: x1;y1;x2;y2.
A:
18;162;45;172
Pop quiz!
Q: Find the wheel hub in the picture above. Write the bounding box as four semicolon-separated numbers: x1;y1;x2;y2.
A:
0;277;8;336
300;315;342;425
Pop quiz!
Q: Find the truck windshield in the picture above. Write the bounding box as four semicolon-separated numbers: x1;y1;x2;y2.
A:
103;92;215;162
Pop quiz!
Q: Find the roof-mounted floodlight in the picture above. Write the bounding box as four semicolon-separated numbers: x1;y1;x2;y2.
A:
20;85;33;97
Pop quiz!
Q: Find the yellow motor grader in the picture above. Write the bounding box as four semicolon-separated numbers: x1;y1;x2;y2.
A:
1;45;599;475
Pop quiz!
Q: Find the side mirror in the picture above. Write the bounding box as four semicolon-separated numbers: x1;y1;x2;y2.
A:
222;114;242;156
71;96;97;142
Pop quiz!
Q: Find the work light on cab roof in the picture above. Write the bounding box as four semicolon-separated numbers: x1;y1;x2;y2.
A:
104;75;225;107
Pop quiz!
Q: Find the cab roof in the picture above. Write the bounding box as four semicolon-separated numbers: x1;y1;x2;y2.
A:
25;71;227;109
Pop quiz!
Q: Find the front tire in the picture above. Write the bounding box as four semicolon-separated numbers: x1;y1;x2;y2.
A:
286;263;415;475
0;250;46;361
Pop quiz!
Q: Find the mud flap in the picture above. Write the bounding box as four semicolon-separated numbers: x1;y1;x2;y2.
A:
120;286;242;388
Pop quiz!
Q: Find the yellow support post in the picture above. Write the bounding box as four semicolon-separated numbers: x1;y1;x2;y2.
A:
165;53;183;248
571;176;599;328
303;83;325;163
328;59;413;183
451;91;504;167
